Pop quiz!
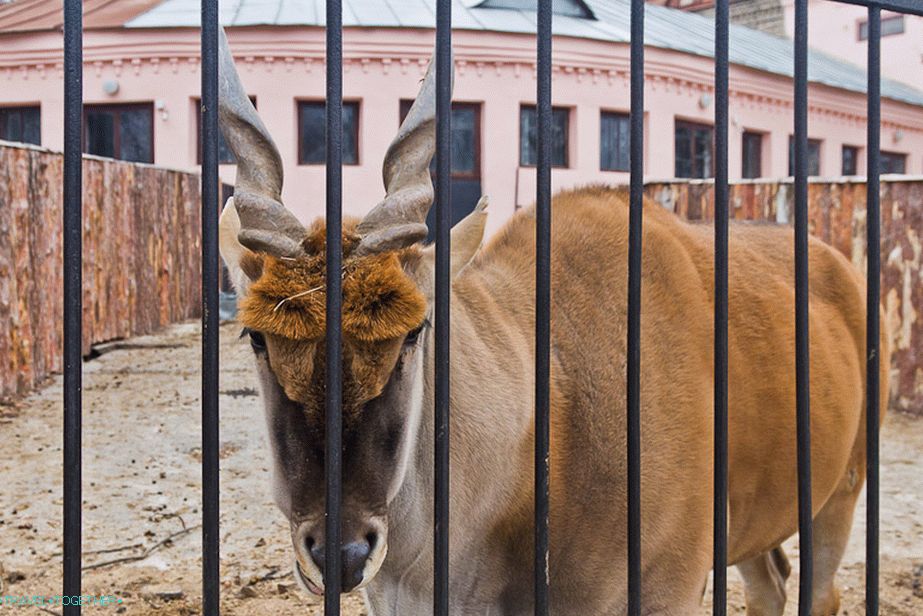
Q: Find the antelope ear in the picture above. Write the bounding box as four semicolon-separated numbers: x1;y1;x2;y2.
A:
219;197;263;294
422;196;489;280
450;196;488;278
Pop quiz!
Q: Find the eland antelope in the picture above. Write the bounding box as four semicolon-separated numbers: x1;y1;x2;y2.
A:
216;31;889;616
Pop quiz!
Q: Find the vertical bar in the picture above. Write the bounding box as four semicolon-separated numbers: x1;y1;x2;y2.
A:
626;1;645;614
325;0;344;613
712;1;729;614
200;1;220;614
865;7;881;616
434;0;452;614
534;0;552;614
62;1;83;613
793;1;814;614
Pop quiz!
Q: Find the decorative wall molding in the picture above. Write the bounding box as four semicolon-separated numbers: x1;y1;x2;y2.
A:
2;44;921;134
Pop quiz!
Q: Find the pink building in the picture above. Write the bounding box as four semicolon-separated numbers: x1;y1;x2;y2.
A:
657;0;923;93
2;0;922;232
779;0;923;91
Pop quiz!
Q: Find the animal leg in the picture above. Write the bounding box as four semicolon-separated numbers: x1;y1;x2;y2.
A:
737;546;790;616
808;466;862;615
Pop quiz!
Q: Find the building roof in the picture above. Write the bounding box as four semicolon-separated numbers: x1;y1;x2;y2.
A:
0;0;162;32
2;0;922;106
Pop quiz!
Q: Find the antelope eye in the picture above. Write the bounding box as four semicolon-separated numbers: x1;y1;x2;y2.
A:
404;323;424;346
248;330;267;352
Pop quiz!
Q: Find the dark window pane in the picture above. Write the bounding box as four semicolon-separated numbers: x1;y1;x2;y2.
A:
742;131;762;179
674;127;691;178
694;129;712;178
520;105;568;168
299;101;359;165
880;151;906;174
860;15;904;40
1;107;41;146
400;100;480;178
342;103;359;165
22;108;40;145
119;107;153;163
197;97;255;164
601;112;630;171
451;107;477;176
788;137;821;176
7;111;22;141
84;104;153;163
86;111;115;158
842;145;859;176
674;121;713;178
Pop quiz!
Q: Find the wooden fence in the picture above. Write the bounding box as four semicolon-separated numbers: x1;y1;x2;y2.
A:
646;177;923;415
0;142;201;401
2;144;920;413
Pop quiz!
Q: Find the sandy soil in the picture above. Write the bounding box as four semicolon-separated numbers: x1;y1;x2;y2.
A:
0;321;920;615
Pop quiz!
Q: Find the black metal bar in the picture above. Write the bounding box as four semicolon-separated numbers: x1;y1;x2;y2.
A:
325;0;344;612
713;0;729;614
200;2;220;614
832;0;923;17
534;0;552;614
434;0;452;614
63;1;83;613
865;7;881;616
793;1;814;614
627;1;644;614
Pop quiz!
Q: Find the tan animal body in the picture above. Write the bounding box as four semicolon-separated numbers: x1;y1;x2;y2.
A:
217;31;888;615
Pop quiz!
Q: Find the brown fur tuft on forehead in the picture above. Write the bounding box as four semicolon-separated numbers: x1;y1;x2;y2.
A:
239;220;426;342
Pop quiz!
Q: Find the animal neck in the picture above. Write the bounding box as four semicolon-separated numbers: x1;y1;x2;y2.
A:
370;285;536;610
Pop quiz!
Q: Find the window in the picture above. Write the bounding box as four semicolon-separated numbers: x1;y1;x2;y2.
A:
788;137;821;176
674;120;713;178
476;0;594;19
859;15;904;40
400;101;481;179
880;151;906;174
842;145;860;176
196;97;256;164
84;103;154;163
741;131;763;179
0;106;41;145
297;101;359;165
600;111;630;172
520;105;569;168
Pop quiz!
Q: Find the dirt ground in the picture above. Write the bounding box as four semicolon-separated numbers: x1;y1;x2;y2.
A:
0;321;920;615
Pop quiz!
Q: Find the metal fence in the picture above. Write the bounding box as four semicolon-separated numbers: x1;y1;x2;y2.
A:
57;0;923;614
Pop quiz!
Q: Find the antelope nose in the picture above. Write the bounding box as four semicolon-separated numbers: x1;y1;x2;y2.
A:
308;535;374;592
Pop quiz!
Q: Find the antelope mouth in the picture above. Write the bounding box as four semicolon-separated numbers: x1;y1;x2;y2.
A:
295;561;324;596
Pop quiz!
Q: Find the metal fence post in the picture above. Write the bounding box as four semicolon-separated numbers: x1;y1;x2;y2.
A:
63;1;83;612
713;1;730;613
626;1;645;614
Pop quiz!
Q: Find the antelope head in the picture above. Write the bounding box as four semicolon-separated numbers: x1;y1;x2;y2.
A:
216;30;487;596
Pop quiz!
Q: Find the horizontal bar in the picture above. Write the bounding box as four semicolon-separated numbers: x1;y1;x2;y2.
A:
831;0;923;17
865;7;881;616
534;0;552;614
434;0;452;613
63;0;83;613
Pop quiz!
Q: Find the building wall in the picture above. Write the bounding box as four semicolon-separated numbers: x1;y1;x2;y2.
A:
0;142;201;401
781;0;923;92
1;25;923;239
